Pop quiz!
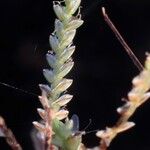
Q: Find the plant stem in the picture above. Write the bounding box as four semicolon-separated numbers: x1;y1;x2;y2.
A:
102;7;144;71
0;117;22;150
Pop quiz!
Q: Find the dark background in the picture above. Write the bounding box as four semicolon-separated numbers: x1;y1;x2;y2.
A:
0;0;150;149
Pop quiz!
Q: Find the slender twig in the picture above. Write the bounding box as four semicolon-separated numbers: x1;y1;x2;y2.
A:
0;116;22;150
102;7;144;71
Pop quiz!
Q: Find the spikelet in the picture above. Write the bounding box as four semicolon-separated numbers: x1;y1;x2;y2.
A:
33;0;83;149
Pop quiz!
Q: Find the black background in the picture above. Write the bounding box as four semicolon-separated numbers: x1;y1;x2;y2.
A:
0;0;150;149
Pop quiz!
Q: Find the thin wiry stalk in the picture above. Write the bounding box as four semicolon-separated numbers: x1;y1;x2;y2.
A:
102;7;144;71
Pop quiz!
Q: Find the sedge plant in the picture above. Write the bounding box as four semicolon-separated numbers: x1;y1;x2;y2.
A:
0;1;150;150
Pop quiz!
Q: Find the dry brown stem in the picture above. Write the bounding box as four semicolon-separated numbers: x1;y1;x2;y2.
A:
0;116;22;150
102;7;143;71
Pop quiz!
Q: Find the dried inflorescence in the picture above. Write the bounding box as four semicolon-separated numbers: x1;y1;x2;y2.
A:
96;54;150;149
0;116;22;150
